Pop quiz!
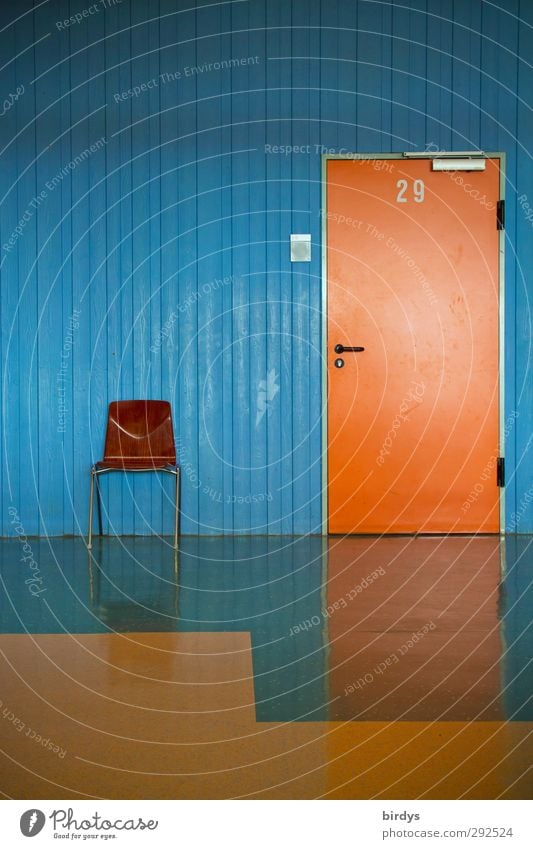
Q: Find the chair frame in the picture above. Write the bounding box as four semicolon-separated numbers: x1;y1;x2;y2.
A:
88;464;180;550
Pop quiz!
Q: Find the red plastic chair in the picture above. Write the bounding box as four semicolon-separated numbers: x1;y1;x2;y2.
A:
88;400;180;549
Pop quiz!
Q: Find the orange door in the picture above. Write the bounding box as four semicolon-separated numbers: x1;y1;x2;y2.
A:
327;157;500;534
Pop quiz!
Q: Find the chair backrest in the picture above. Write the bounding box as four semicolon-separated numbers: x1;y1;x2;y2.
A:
103;400;176;465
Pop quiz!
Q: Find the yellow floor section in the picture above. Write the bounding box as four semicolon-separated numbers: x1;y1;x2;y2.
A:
0;633;530;799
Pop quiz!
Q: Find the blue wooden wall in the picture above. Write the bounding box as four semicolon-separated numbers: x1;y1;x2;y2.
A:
0;0;531;536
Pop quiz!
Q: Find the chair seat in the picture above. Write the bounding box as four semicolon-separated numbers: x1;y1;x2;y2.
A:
96;459;176;471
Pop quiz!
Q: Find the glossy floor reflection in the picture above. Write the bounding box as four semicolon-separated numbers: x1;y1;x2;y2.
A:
0;535;531;798
1;535;532;722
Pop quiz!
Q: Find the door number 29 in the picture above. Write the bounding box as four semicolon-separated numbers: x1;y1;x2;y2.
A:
396;178;425;203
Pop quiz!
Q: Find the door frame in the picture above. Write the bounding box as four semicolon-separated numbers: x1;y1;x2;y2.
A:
321;152;506;536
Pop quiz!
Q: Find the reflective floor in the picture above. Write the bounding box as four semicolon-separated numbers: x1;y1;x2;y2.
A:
0;535;531;798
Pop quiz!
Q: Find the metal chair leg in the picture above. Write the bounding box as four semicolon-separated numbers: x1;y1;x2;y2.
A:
92;465;179;548
95;473;103;536
174;468;180;549
88;468;95;549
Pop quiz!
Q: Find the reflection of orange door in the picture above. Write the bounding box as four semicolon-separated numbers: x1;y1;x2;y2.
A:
326;158;501;534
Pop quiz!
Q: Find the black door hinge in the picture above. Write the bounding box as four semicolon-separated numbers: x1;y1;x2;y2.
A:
497;457;505;487
497;200;505;230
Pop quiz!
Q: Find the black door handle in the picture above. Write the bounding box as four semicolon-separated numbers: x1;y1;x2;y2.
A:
334;344;365;354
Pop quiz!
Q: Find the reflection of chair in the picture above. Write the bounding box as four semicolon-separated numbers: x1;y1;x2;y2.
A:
87;538;179;629
88;401;180;549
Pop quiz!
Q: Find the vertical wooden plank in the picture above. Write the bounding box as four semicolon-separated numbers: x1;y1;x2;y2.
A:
220;0;234;533
130;6;151;535
18;7;40;535
264;0;288;534
86;3;108;538
357;2;386;152
391;0;427;151
425;0;453;150
390;2;411;150
118;0;134;534
175;2;199;534
131;2;160;535
450;1;482;150
195;0;225;533
290;0;318;534
334;0;357;153
159;0;182;536
146;7;163;537
35;0;65;536
230;0;252;533
100;10;120;536
355;0;395;153
305;0;322;533
512;0;532;531
157;1;176;538
276;0;294;534
247;0;268;533
379;2;393;150
57;0;104;540
58;1;73;534
319;0;340;536
407;0;427;147
0;2;27;531
103;0;133;535
319;0;339;154
70;0;91;542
